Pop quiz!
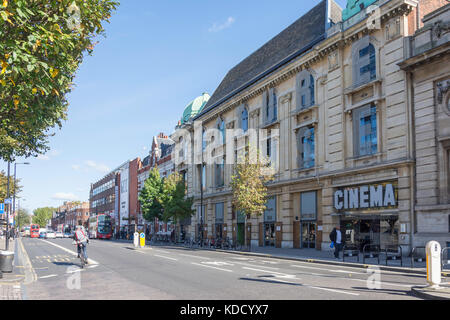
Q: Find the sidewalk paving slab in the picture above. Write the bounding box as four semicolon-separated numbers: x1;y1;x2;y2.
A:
0;238;25;300
411;285;450;300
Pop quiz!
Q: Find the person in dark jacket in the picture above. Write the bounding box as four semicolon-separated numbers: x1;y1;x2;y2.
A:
329;225;343;259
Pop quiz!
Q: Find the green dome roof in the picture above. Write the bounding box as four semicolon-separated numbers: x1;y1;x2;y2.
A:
181;93;210;124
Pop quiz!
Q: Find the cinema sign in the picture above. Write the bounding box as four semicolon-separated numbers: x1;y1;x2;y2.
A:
334;182;398;211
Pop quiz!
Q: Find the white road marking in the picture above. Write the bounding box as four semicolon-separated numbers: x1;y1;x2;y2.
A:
291;264;366;275
39;275;58;279
179;253;212;260
308;285;360;296
40;240;99;265
153;249;171;254
154;255;178;261
232;261;280;270
191;262;233;273
242;267;296;279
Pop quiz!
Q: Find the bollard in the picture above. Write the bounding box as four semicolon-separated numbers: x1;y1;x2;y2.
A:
426;241;442;289
133;232;139;248
140;232;145;248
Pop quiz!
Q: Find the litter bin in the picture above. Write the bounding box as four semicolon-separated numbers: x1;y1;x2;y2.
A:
0;251;15;273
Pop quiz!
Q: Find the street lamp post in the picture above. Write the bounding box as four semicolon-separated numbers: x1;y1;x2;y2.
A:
13;162;30;237
5;162;11;251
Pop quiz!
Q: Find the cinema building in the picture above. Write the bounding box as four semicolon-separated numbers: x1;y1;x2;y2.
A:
182;0;449;254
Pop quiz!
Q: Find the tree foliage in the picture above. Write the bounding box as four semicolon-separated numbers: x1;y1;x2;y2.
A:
0;170;22;202
162;172;194;223
0;0;119;161
139;168;194;224
32;206;56;227
17;207;31;230
230;147;275;219
138;167;164;222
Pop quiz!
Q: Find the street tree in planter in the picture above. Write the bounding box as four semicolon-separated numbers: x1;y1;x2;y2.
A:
0;0;119;162
230;146;275;251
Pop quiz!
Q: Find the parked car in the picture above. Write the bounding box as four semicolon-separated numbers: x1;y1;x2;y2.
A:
39;231;47;238
55;232;64;238
64;233;71;238
46;231;56;239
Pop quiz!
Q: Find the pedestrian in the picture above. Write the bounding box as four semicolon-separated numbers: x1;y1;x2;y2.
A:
329;225;343;259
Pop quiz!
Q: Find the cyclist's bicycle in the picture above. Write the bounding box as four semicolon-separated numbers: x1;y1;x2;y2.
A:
74;242;88;268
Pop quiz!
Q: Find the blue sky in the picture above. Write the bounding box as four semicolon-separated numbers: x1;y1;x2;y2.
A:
1;0;348;213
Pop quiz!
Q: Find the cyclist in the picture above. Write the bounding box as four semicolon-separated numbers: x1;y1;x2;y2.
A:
73;225;89;264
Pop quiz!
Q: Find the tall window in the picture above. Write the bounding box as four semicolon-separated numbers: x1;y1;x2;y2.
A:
218;118;225;145
202;128;207;151
296;71;315;110
353;38;376;87
215;157;224;187
273;90;278;122
353;104;377;156
242;108;249;132
447;149;450;202
296;126;315;169
265;90;270;122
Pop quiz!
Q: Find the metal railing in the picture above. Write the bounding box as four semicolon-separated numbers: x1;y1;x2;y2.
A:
362;244;380;265
410;246;426;268
384;245;403;267
342;244;360;263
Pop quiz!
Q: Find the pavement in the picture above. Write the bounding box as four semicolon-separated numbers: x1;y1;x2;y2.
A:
0;237;26;300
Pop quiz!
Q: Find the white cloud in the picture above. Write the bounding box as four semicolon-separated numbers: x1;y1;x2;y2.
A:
71;164;81;170
208;17;235;33
52;193;79;201
85;160;111;173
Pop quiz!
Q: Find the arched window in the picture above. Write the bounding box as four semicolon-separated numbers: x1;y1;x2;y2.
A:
352;38;376;87
296;70;315;110
242;108;248;132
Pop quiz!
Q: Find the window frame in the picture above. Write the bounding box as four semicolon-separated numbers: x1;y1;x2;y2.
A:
296;125;315;169
353;104;378;157
296;70;315;110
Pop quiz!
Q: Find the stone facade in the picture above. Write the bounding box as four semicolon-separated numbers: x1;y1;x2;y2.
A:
173;0;447;255
399;3;450;250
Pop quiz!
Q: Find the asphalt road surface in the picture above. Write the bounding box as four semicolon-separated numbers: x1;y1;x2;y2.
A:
20;237;428;300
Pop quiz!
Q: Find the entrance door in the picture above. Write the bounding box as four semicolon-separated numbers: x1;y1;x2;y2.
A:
237;223;245;245
341;216;398;251
264;223;275;247
215;224;223;239
301;222;317;248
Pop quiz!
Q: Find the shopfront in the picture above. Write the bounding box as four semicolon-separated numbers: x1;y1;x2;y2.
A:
333;181;399;251
237;210;245;245
215;202;224;239
300;191;317;249
263;196;277;247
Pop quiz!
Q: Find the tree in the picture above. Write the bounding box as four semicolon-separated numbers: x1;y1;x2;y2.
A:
139;167;164;222
162;172;194;224
32;206;56;227
0;0;119;162
17;207;31;230
230;147;275;249
0;170;22;202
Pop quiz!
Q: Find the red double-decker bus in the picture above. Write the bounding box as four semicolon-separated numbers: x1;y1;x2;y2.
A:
30;224;40;238
88;214;112;239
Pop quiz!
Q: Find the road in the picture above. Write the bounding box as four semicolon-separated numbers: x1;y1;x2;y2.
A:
20;237;426;300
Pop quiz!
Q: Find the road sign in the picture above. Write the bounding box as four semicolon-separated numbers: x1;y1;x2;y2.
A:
4;198;12;205
0;203;4;214
140;233;145;248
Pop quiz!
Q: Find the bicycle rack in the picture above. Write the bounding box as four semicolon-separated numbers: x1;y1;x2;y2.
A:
384;245;403;267
442;247;450;270
362;244;380;265
342;244;360;263
410;246;426;268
